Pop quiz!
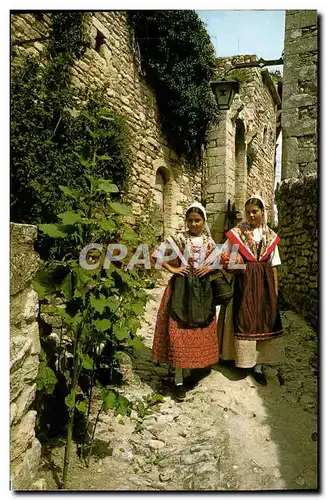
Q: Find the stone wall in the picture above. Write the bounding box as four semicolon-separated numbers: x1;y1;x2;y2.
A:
281;10;318;179
10;223;41;489
11;12;201;236
276;174;318;328
276;10;318;328
205;55;280;242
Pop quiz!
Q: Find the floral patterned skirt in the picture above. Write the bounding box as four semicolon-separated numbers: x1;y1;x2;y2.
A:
152;278;219;368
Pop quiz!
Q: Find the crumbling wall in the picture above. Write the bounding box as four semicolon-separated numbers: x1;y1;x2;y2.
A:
10;223;41;489
277;10;318;328
276;174;318;328
281;10;318;179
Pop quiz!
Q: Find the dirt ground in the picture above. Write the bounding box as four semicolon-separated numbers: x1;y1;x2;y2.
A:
38;275;318;491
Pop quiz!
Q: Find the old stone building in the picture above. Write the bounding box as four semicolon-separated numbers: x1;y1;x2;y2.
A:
205;55;280;242
277;10;318;328
11;13;279;239
11;12;201;237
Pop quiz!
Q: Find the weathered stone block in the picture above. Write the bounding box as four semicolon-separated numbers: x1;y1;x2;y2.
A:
13;384;37;425
11;354;39;403
11;438;41;490
297;147;316;163
11;288;38;328
11;410;37;462
10;336;33;372
10;224;39;296
286;34;317;55
285;10;317;30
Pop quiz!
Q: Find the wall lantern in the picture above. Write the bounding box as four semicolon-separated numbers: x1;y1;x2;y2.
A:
210;79;239;110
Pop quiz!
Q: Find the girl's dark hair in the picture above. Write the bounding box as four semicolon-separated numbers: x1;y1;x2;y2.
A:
185;206;205;220
245;198;264;211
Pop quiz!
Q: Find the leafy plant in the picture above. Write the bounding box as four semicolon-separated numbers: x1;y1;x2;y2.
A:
127;10;218;166
133;393;165;433
32;108;150;488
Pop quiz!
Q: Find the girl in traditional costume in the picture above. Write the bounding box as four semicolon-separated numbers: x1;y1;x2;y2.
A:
152;202;219;401
218;196;284;385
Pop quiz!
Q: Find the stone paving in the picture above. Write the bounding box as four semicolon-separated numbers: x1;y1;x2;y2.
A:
42;273;318;491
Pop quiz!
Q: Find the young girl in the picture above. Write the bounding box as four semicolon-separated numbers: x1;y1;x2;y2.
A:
152;202;219;401
219;195;284;385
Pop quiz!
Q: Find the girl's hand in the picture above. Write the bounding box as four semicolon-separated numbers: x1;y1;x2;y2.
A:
194;266;212;278
172;266;190;276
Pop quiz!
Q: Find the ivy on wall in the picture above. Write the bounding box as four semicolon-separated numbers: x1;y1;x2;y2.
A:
127;10;218;166
11;13;131;226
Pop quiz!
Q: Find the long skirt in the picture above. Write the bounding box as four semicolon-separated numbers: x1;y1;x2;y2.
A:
152;278;219;369
218;261;284;369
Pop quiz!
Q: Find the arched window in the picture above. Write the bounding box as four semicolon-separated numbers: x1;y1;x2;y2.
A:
154;170;165;211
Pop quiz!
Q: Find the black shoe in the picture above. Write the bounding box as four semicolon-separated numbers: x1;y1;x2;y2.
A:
184;367;211;389
252;370;267;386
183;374;199;390
174;385;186;401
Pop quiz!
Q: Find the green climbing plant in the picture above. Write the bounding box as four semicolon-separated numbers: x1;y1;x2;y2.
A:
33;107;154;488
127;10;218;166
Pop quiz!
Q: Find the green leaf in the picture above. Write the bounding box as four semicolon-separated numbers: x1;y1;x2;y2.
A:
113;324;130;341
80;218;97;225
103;391;117;410
107;297;120;313
115;395;130;416
71;311;84;326
85;174;98;186
97;180;119;194
37;363;57;394
32;280;48;300
81;354;94;370
127;317;141;334
100;219;116;232
137;401;145;413
121;227;138;242
65;390;76;410
97;155;111;161
58;211;82;225
90;295;107;314
94;318;111;332
129;336;146;352
73;267;95;298
131;301;144;316
39;224;68;238
109;202;132;216
62;273;73;300
148;393;164;405
113;351;125;361
32;267;61;300
76;400;87;413
59;185;82;199
73;152;93;169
